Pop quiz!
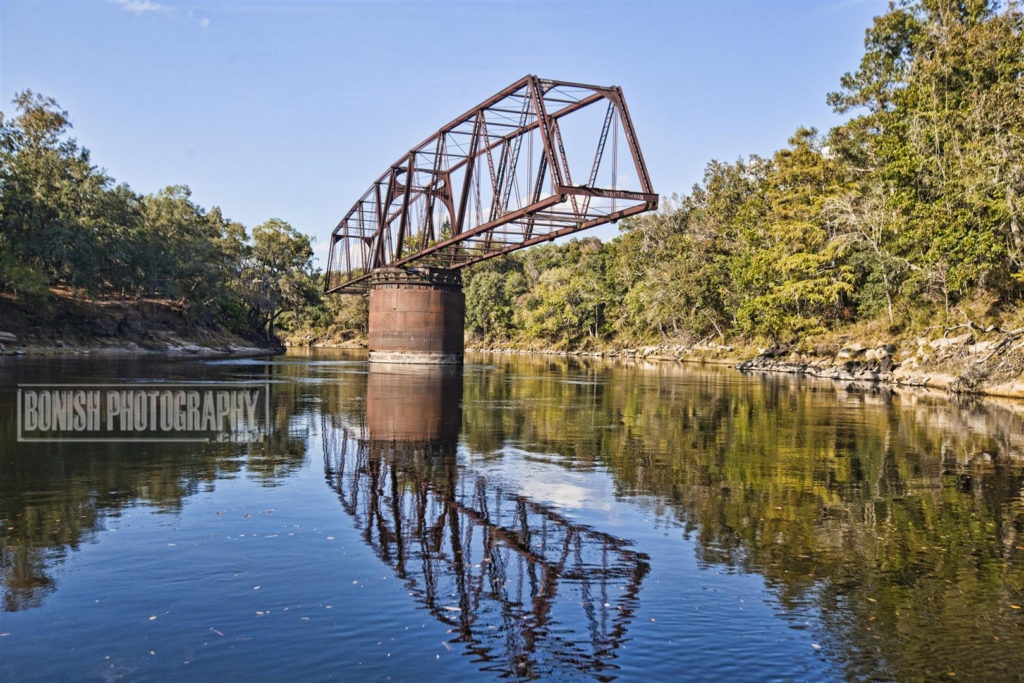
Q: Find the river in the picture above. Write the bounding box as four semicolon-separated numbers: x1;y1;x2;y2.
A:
1;350;1023;680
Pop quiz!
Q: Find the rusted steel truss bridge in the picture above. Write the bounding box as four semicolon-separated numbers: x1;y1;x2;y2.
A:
325;75;657;294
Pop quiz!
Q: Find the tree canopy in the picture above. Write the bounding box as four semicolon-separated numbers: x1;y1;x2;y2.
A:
463;0;1024;348
0;91;320;343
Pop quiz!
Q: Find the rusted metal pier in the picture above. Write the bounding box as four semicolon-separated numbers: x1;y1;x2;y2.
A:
366;268;465;364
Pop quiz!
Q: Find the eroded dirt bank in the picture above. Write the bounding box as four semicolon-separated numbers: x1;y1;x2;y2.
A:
0;294;279;357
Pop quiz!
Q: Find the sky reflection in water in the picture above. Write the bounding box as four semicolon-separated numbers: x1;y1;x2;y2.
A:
1;350;1023;680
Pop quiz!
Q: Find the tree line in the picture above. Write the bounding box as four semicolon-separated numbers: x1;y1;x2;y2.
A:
0;91;324;342
3;1;1020;350
464;0;1024;349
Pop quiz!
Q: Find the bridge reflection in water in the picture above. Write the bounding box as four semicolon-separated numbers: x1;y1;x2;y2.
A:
322;367;649;679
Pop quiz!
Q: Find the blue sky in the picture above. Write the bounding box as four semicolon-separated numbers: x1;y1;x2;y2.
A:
1;0;887;266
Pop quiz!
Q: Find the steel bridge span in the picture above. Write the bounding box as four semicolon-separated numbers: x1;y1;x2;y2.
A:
325;75;657;363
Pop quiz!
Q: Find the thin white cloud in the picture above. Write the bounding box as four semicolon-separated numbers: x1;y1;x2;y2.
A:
112;0;171;15
112;0;211;28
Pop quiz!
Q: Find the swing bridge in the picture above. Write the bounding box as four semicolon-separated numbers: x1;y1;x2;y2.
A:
324;75;657;294
321;76;658;364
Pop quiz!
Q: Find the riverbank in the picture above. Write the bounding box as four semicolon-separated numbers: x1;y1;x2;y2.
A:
33;294;1022;400
470;326;1024;400
283;339;365;350
0;292;281;358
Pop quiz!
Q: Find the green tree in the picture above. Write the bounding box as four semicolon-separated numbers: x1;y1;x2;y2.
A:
465;270;510;340
829;0;1024;303
0;90;115;295
733;128;853;338
240;218;317;338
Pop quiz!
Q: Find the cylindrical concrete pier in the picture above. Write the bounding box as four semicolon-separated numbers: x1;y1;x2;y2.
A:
367;268;464;364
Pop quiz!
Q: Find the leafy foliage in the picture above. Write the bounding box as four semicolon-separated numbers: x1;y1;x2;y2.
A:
0;91;319;342
465;0;1024;346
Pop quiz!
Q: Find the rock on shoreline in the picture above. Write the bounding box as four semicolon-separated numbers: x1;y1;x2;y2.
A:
471;334;1024;401
735;343;900;385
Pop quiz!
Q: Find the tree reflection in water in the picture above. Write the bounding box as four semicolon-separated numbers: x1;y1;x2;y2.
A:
0;355;309;613
461;355;1024;679
322;366;649;680
3;352;1024;679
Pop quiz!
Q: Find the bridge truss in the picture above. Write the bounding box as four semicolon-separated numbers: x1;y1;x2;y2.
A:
322;423;650;677
326;75;657;293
